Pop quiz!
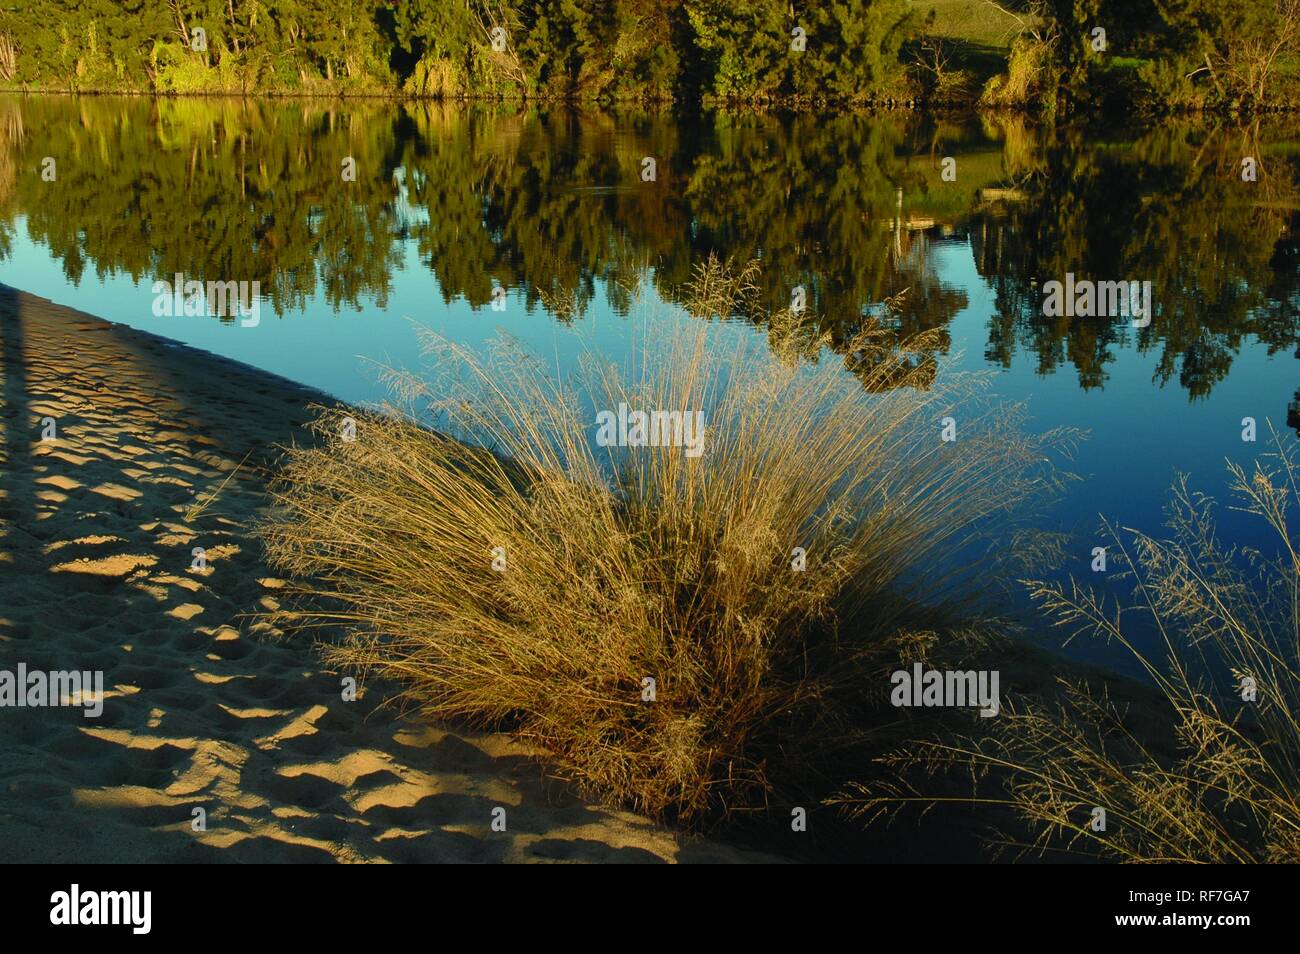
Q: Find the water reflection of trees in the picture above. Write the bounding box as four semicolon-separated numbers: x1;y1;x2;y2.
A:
976;122;1300;400
0;96;1296;400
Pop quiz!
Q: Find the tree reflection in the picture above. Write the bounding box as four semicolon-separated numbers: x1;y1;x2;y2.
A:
0;96;1295;400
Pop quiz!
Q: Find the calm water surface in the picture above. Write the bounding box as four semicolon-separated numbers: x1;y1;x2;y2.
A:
1;97;1297;665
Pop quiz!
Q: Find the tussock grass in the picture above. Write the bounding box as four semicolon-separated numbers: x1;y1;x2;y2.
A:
260;291;1061;826
845;428;1300;862
980;36;1053;108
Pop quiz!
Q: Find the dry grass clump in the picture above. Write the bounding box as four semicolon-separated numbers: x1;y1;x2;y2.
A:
846;428;1300;862
980;35;1053;108
680;252;762;321
260;301;1060;826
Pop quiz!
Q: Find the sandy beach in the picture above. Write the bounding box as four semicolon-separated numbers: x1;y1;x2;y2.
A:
0;285;775;863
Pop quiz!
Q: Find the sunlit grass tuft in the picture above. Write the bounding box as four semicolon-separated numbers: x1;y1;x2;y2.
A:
260;295;1064;826
844;427;1300;862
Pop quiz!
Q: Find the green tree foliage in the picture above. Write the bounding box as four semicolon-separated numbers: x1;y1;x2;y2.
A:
684;0;788;99
0;0;394;93
790;1;915;99
3;0;1296;104
0;0;916;101
685;0;915;101
988;0;1300;110
1142;0;1300;105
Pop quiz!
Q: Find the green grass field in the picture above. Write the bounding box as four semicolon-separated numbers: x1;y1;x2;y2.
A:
910;0;1026;49
907;0;1033;93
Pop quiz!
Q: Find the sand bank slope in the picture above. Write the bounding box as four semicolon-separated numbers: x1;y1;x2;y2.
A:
0;286;776;863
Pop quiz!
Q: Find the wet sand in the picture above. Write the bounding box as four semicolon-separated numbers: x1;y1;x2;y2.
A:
0;285;775;863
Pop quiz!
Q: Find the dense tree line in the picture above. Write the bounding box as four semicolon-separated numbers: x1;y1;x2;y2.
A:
979;0;1300;111
0;2;1296;106
0;0;916;102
